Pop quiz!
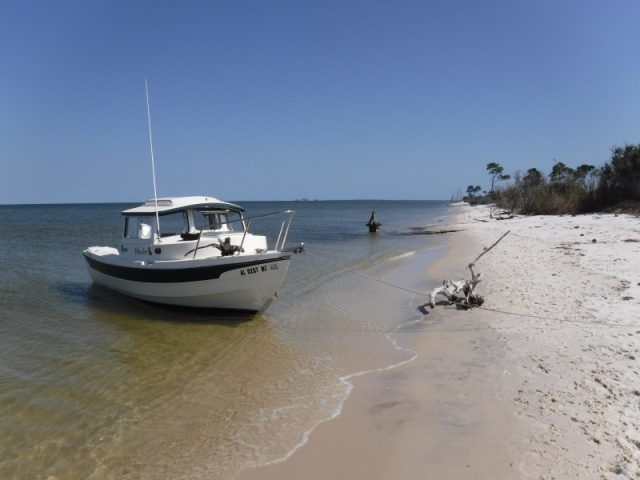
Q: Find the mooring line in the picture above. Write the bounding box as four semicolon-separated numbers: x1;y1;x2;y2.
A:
302;249;640;329
471;229;511;264
302;250;426;297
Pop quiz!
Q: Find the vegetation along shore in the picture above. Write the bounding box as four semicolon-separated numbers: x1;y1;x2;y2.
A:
460;143;640;215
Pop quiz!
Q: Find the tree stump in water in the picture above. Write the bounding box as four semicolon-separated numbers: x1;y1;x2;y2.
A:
366;211;381;233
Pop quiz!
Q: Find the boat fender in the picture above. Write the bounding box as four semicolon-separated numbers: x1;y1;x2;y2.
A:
155;247;161;254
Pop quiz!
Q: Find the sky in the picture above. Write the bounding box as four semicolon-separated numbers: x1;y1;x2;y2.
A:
1;0;639;204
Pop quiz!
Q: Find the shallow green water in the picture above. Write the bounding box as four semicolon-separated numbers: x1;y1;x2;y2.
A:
0;200;453;478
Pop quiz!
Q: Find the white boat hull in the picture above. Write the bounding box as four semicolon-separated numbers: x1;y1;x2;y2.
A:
84;251;292;313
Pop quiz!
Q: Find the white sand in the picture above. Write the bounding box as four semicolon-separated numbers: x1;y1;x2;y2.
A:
238;205;640;480
451;205;640;478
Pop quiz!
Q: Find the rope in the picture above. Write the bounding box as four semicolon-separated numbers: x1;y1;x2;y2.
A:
448;302;639;328
302;244;640;329
471;229;511;264
303;250;426;297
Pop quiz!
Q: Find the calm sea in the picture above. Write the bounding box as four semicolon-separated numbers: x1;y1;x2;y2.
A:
0;200;457;479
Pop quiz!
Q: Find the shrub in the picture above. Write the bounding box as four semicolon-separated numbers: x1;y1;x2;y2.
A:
494;144;640;214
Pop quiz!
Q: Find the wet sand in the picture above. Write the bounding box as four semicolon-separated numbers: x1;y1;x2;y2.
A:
237;204;640;479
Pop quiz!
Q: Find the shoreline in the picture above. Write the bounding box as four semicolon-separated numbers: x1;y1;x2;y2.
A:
236;206;520;479
236;204;640;479
235;237;459;479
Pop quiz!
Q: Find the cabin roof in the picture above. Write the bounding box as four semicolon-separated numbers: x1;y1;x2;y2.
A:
122;196;244;216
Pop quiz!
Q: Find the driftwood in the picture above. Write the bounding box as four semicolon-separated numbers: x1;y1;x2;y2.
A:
214;237;244;256
427;230;511;310
491;209;517;221
428;263;484;309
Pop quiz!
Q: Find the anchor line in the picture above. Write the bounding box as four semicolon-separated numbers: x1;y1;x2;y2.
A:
302;250;426;297
301;250;640;329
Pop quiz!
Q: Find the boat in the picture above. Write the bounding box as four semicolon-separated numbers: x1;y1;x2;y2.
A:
83;196;304;313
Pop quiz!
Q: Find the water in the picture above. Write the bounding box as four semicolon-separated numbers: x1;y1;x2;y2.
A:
0;200;456;479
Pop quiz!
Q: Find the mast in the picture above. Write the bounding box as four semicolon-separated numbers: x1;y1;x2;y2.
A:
145;79;161;242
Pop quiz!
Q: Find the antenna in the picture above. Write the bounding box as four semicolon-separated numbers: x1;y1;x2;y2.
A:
145;79;161;241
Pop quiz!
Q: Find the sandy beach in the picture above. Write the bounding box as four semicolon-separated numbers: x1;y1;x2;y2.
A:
237;204;640;479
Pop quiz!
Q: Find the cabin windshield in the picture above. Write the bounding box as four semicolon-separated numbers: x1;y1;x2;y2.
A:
124;212;189;240
193;210;243;232
158;211;188;238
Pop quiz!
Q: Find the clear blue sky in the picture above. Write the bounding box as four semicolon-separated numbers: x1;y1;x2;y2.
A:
2;1;639;204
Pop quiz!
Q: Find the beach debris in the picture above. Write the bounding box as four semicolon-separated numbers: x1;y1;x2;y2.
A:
490;208;516;220
428;263;484;309
427;230;511;310
366;211;381;233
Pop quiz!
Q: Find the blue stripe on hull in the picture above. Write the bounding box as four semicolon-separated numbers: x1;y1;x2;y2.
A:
83;255;291;283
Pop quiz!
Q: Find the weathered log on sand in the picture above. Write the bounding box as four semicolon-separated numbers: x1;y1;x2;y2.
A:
426;230;511;310
491;208;517;221
428;263;484;309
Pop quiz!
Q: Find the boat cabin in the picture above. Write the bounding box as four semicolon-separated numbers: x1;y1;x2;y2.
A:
124;207;242;240
118;196;267;260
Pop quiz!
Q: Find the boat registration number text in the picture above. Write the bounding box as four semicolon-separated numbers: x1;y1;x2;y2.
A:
240;264;278;276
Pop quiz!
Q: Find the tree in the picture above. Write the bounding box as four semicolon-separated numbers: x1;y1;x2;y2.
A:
466;185;482;198
549;161;574;183
574;164;596;180
609;144;640;200
486;163;511;192
523;168;543;188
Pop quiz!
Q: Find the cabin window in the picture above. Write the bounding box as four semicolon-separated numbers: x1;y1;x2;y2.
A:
208;213;230;231
158;212;188;238
124;217;140;239
192;212;209;231
193;211;242;232
124;216;155;239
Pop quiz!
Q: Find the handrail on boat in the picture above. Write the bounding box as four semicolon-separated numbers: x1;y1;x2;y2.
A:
191;210;296;259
